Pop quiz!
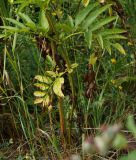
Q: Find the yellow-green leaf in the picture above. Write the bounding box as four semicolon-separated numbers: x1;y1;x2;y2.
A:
89;53;97;65
46;71;56;77
58;72;65;77
0;34;6;39
48;105;53;111
66;68;73;74
71;63;78;69
43;95;50;106
39;9;49;32
112;43;126;55
35;75;52;84
46;55;56;67
34;91;45;97
34;83;49;90
82;0;90;7
53;77;64;97
18;12;36;29
34;98;43;104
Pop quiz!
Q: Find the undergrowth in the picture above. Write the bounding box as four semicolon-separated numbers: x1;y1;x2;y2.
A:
0;0;136;159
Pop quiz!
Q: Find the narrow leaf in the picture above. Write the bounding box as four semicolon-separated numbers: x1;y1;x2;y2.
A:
0;26;29;33
5;18;26;28
17;2;30;12
46;55;56;67
82;4;112;29
112;43;126;55
39;9;49;32
105;35;127;40
90;16;116;32
104;40;112;55
18;12;36;29
97;34;104;49
67;15;74;28
85;30;92;48
0;26;20;31
75;2;99;27
99;28;126;36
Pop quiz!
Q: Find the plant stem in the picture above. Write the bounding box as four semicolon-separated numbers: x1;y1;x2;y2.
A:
58;97;66;146
59;44;77;144
47;13;77;144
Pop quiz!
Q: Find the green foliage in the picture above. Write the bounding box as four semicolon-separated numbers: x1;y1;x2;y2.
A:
118;0;136;39
34;55;78;107
0;0;136;159
0;11;49;37
0;0;9;20
5;35;41;88
75;2;99;27
74;1;126;53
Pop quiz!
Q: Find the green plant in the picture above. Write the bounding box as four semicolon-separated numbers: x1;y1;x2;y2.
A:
33;55;78;141
0;0;136;159
118;0;136;39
